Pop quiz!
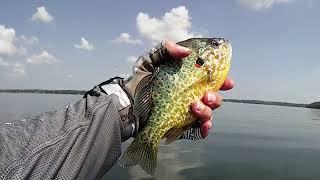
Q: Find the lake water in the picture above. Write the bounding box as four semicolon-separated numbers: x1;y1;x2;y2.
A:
1;93;320;180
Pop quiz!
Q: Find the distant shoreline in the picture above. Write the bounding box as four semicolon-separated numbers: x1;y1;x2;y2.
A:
223;99;307;108
0;89;319;109
0;89;87;95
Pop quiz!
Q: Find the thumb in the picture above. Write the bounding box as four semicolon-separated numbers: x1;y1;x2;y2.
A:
164;40;192;59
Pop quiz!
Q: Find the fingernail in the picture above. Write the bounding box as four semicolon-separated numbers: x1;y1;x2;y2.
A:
208;93;216;104
177;46;191;53
229;79;235;87
196;101;203;111
208;121;213;129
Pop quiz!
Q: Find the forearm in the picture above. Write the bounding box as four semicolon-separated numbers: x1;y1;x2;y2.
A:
0;86;122;180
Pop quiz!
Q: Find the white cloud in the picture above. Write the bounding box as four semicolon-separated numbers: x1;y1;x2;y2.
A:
27;51;60;64
0;25;34;77
0;25;18;55
0;58;26;77
113;33;142;44
20;35;39;45
74;37;95;51
31;6;54;23
65;74;73;78
0;57;9;66
237;0;293;11
136;6;198;43
0;25;37;56
119;73;131;79
9;62;26;77
126;56;138;63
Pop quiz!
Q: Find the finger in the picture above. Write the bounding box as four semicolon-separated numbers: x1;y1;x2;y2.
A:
164;40;192;59
200;120;213;138
202;92;222;110
191;100;213;122
220;77;234;91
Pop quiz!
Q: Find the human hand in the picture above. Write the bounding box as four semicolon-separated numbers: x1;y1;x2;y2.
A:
190;78;234;138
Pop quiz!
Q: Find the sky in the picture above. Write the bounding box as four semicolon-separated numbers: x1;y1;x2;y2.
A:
0;0;319;103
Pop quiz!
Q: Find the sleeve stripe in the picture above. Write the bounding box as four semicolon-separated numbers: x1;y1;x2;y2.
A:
180;127;204;140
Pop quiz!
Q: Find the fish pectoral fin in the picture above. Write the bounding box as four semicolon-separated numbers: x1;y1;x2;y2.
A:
133;74;153;120
163;126;189;144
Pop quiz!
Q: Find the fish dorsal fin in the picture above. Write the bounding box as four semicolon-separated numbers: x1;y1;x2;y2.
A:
163;126;189;144
133;75;153;124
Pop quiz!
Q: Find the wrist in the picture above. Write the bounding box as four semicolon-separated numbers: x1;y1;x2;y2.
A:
100;78;137;141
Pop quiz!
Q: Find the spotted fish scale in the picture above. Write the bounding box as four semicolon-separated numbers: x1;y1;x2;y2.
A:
118;38;232;175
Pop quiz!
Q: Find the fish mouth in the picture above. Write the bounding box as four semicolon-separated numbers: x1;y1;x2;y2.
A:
205;42;232;82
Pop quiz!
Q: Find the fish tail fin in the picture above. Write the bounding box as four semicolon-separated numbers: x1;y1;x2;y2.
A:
118;139;158;175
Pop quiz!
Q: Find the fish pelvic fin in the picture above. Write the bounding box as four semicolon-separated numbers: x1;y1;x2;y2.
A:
118;140;158;175
164;126;189;144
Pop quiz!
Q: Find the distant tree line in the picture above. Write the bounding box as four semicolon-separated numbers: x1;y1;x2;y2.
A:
223;99;307;108
306;102;320;109
1;89;319;109
223;99;319;109
0;89;86;95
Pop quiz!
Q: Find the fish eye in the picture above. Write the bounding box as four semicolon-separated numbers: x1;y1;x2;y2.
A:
195;57;205;68
211;40;219;47
218;38;225;43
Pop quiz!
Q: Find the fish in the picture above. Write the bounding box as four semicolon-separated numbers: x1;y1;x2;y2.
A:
118;38;232;175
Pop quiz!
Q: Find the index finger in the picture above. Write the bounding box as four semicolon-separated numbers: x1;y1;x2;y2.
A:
220;77;234;91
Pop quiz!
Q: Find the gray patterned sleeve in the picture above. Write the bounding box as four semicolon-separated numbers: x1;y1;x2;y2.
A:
0;85;122;180
179;117;214;140
180;126;204;140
